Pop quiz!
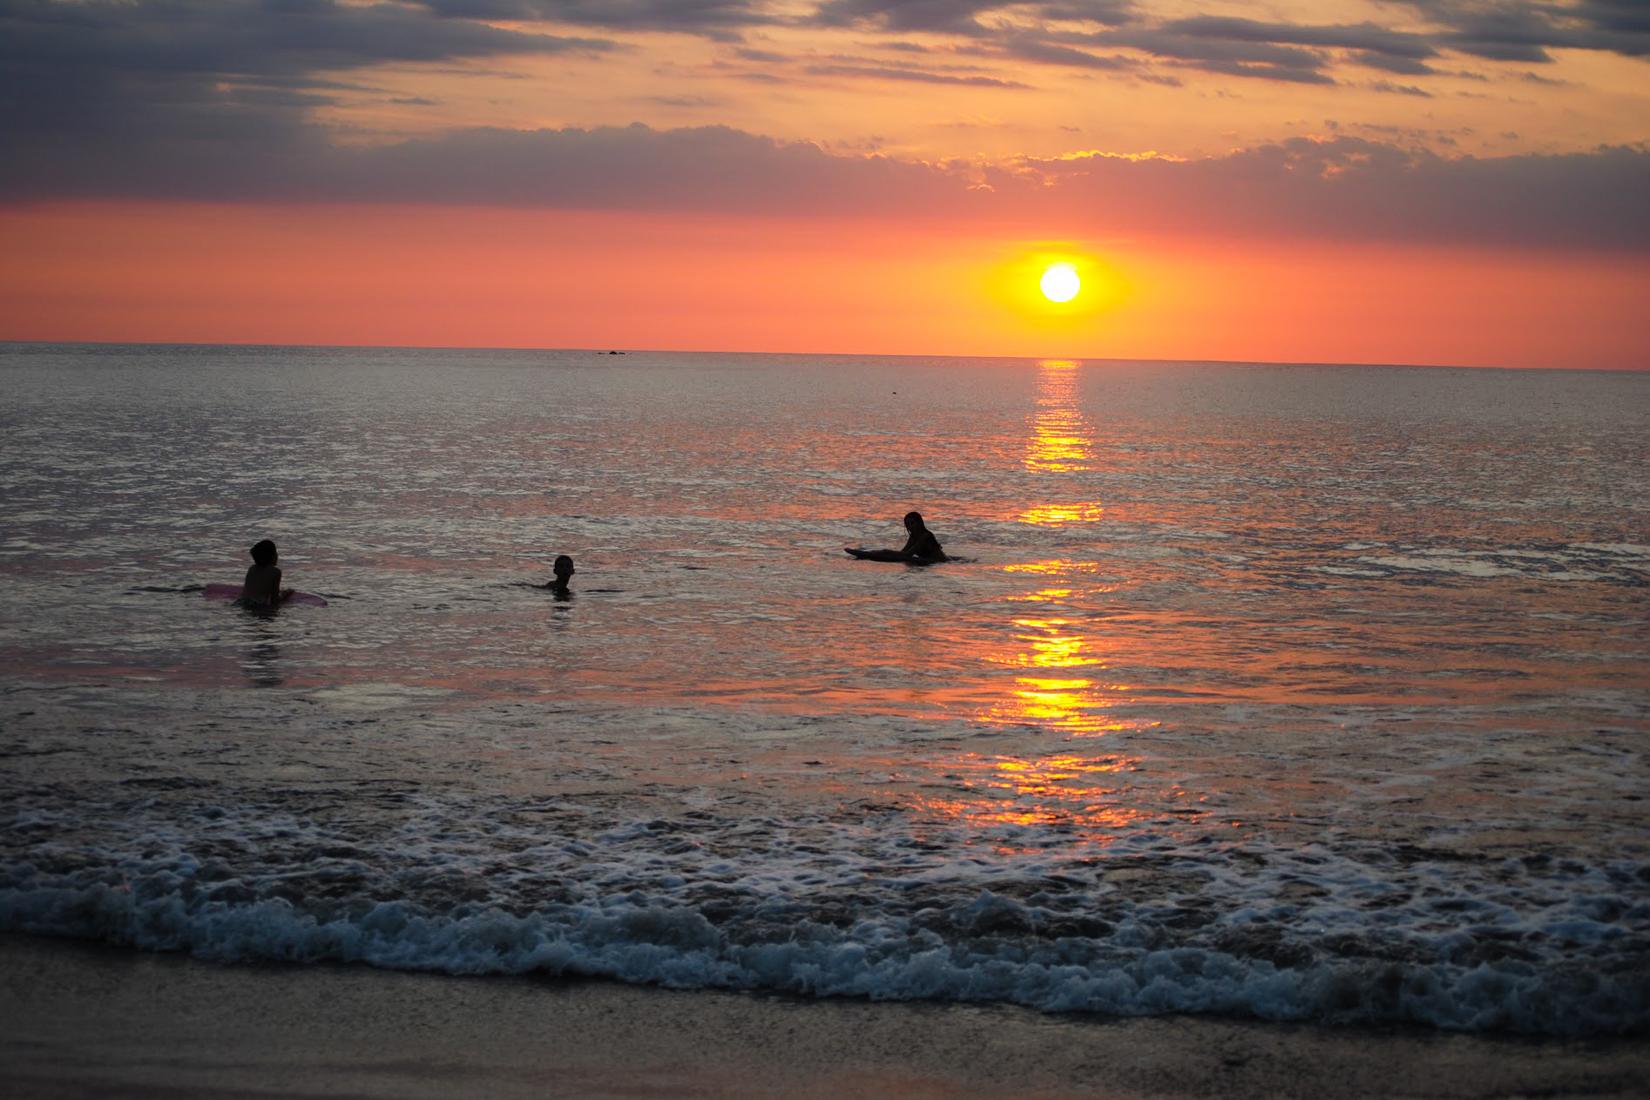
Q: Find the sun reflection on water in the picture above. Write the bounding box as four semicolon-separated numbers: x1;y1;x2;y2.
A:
972;362;1141;737
1023;360;1092;475
977;609;1140;736
906;751;1177;851
1018;502;1105;525
1019;360;1104;527
1002;559;1101;575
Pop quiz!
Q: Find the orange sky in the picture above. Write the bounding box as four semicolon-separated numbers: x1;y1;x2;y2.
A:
2;0;1648;367
5;201;1644;368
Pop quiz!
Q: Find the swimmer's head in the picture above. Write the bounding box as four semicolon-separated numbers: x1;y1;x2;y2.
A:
903;511;925;532
553;554;575;581
250;539;278;566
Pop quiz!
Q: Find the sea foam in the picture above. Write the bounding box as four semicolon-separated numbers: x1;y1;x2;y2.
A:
3;792;1646;1037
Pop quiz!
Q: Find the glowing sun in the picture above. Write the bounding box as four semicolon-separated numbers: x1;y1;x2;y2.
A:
1040;263;1081;303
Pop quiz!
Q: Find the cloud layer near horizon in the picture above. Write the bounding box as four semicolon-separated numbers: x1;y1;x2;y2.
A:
6;118;1648;251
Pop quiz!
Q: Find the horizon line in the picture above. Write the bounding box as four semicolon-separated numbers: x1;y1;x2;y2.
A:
2;338;1645;375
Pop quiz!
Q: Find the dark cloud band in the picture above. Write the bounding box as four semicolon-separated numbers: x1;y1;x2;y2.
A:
5;115;1645;253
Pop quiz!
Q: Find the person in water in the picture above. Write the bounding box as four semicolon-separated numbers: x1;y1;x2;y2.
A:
240;539;293;609
897;511;946;563
545;554;575;595
847;512;947;564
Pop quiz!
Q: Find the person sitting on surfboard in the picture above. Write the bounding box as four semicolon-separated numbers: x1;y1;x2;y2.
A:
240;539;294;609
845;511;947;564
545;554;575;595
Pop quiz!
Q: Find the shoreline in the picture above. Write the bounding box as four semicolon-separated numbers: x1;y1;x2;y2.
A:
3;934;1646;1099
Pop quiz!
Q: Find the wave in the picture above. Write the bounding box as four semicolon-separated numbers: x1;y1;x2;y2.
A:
4;814;1645;1037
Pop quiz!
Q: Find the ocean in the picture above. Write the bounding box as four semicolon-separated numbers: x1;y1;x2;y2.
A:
2;342;1646;1036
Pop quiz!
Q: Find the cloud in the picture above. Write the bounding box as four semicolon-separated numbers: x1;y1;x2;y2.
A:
1580;0;1650;52
1183;58;1337;84
1140;16;1443;78
806;0;1649;84
0;0;612;147
1162;16;1437;62
0;121;968;215
1370;80;1433;96
1043;26;1340;82
2;0;1647;257
812;0;1133;37
419;0;774;41
1399;0;1650;62
9;0;1646;154
1354;51;1439;76
802;63;1031;86
1082;29;1318;67
725;46;1033;85
973;35;1140;71
5;104;1646;254
811;0;1004;35
1022;137;1650;250
1038;0;1137;23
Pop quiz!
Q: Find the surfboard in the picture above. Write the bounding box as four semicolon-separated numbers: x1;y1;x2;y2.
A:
203;583;328;607
845;548;917;563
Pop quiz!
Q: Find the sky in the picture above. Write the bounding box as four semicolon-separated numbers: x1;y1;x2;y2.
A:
1;0;1647;367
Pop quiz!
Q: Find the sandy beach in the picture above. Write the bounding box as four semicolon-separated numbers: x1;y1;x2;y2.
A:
1;934;1645;1099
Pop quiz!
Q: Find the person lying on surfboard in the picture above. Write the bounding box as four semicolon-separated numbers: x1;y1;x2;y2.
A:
240;539;295;609
545;554;575;596
845;511;947;565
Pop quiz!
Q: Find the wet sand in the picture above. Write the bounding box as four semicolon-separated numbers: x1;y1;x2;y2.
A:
2;935;1646;1099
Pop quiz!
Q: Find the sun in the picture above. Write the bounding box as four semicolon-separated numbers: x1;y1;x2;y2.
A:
1040;263;1081;303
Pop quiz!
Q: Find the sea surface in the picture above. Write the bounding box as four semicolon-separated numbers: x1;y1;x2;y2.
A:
2;343;1647;1035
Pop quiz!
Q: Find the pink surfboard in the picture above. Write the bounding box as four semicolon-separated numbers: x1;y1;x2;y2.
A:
203;583;328;607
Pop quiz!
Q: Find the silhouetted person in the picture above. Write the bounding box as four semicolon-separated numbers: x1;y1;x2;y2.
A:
545;554;575;595
240;539;293;609
845;511;947;564
897;511;945;562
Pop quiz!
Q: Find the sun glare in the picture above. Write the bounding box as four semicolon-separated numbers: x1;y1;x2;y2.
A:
1040;263;1080;303
984;246;1122;326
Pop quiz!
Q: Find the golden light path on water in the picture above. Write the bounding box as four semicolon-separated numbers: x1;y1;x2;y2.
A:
990;359;1130;739
1022;359;1092;474
911;360;1171;851
1018;360;1106;526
